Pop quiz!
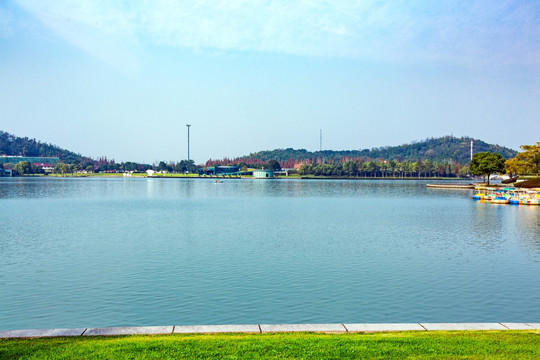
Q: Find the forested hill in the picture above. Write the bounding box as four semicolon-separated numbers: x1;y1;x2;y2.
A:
0;131;91;164
233;136;517;166
2;131;518;168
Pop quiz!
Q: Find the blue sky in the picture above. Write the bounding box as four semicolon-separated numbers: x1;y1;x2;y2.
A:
1;1;539;164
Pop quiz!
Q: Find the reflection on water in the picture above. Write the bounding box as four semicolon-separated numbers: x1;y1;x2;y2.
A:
0;177;539;330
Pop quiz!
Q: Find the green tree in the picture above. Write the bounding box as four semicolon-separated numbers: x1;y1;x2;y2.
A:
470;152;487;182
13;161;30;175
268;160;281;172
54;163;70;176
175;160;196;173
365;161;376;177
410;161;417;177
123;162;138;172
298;164;310;176
388;160;397;177
470;152;505;185
13;161;41;175
422;160;432;177
343;161;358;176
157;161;168;172
458;165;470;178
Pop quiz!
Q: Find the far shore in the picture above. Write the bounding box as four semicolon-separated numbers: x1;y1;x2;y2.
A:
15;173;479;181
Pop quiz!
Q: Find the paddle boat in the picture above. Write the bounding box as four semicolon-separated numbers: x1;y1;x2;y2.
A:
472;187;540;206
490;196;509;205
472;192;485;200
522;198;540;206
472;187;498;200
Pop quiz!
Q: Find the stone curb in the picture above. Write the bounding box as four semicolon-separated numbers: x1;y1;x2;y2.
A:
174;325;260;334
84;326;174;336
421;323;507;331
260;324;347;333
0;328;86;338
346;323;425;332
1;323;538;338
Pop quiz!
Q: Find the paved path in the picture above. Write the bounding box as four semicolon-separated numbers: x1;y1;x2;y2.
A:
1;323;538;338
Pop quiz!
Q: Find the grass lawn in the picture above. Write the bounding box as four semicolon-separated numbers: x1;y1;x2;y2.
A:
1;331;538;359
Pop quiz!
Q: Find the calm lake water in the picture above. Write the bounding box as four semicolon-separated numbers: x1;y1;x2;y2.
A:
1;177;539;330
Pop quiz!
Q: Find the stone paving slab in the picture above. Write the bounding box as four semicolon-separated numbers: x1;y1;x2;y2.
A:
0;329;52;338
345;323;425;332
500;323;536;330
260;324;347;333
0;328;86;338
420;323;506;331
84;326;173;336
174;325;260;333
48;328;88;336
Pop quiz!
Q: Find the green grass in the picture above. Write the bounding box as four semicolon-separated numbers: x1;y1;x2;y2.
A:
1;331;538;359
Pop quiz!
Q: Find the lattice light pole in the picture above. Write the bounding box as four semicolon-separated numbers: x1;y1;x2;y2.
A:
186;124;191;172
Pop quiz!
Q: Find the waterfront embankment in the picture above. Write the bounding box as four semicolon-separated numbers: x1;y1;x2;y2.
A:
1;323;539;338
1;325;539;360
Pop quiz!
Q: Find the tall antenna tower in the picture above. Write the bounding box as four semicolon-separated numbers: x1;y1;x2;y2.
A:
470;139;473;161
320;129;322;152
186;124;191;170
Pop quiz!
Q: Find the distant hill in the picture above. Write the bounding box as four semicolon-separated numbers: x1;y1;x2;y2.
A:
226;136;517;167
0;131;92;164
2;131;518;169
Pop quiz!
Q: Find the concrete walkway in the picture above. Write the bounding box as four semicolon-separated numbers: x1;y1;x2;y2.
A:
1;323;539;338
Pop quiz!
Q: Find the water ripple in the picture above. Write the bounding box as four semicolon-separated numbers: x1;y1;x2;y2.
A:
0;178;539;330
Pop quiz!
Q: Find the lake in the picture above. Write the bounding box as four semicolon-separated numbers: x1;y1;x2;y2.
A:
1;177;539;330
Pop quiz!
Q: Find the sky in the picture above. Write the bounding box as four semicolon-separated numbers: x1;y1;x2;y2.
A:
1;1;539;164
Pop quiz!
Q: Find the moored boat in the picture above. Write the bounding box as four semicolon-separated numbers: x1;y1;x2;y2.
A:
522;198;540;206
472;193;485;200
490;196;509;205
472;187;540;206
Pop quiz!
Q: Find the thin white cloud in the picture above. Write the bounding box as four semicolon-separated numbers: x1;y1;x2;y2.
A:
13;0;142;71
12;0;540;68
0;5;14;37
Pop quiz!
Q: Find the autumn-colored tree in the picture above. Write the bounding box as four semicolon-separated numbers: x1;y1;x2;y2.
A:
505;142;540;176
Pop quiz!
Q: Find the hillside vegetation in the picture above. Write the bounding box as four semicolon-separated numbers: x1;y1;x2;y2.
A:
0;131;89;164
1;131;518;173
225;136;517;167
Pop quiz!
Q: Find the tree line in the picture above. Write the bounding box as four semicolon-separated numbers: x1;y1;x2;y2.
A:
463;143;540;185
155;160;197;173
296;159;468;178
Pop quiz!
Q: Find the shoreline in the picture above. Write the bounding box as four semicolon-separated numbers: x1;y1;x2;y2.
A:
1;323;539;338
12;174;476;181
